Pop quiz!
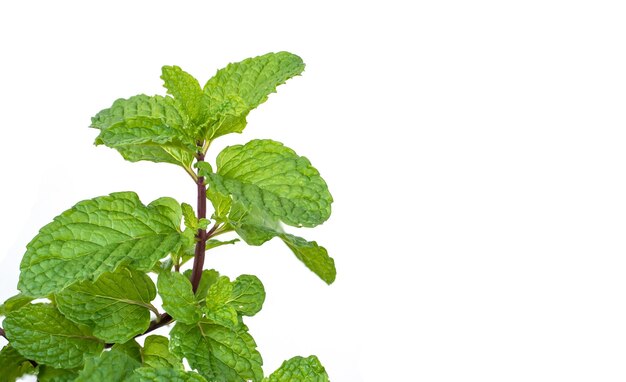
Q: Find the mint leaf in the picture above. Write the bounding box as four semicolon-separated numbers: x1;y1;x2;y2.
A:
184;269;220;302
280;234;336;285
131;367;207;382
181;202;199;230
170;321;263;382
201;139;332;228
0;345;35;382
75;349;141;382
142;335;183;370
55;268;157;343
91;95;196;168
111;340;143;363
3;304;103;368
202;52;305;140
38;366;79;382
264;355;330;382
18;192;185;297
0;293;33;317
158;271;202;324
162;65;206;127
206;275;265;319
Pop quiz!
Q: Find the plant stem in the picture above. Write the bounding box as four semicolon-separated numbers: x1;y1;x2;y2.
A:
0;327;6;340
190;151;208;293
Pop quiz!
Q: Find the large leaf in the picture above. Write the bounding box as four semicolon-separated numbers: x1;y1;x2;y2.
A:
0;345;35;382
202;52;304;140
75;349;141;382
142;335;183;370
91;94;196;167
157;271;202;324
131;367;207;382
264;356;330;382
3;304;103;369
170;321;263;382
18;192;185;297
56;268;157;343
200;139;332;228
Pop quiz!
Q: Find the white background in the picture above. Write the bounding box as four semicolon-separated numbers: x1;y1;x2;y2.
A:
1;1;626;381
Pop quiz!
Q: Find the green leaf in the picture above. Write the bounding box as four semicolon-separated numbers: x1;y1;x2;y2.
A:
142;335;183;370
75;349;141;382
206;275;265;319
0;345;35;382
55;267;157;343
181;202;199;230
3;304;103;368
201;139;332;228
207;187;231;222
18;192;185;297
280;234;336;285
38;365;80;382
91;95;196;168
131;367;207;382
111;340;143;363
202;52;305;140
158;271;202;324
170;321;263;382
264;356;330;382
162;65;206;126
0;293;33;317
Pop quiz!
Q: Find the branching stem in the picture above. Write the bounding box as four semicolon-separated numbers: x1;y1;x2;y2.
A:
190;150;208;292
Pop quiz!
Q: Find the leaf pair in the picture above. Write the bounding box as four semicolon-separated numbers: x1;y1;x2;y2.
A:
91;52;305;170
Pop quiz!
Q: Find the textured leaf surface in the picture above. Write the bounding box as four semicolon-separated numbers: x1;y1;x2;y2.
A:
56;268;157;343
3;304;103;368
264;356;330;382
0;345;35;382
75;349;141;382
131;367;207;382
142;335;183;370
202;52;304;140
91;95;195;167
18;192;184;297
280;234;336;285
111;340;143;363
170;321;263;382
162;66;206;126
184;269;220;302
206;275;265;318
201;139;332;228
38;366;79;382
0;294;33;317
158;271;202;324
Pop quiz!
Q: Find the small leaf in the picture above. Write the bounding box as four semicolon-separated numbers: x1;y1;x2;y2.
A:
111;340;143;363
230;275;265;317
75;349;141;382
184;269;220;302
18;192;185;297
0;345;36;382
142;335;183;370
202;139;332;228
131;367;207;382
158;271;202;324
3;304;103;368
170;320;263;382
182;202;199;230
55;268;157;343
280;234;336;285
0;294;33;317
162;65;206;126
264;355;330;382
204;275;265;328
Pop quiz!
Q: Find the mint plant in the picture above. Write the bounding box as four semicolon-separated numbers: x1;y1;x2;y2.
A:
0;52;335;381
